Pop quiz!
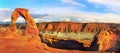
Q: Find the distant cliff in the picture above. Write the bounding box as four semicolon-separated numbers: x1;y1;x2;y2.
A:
37;22;119;51
37;22;111;33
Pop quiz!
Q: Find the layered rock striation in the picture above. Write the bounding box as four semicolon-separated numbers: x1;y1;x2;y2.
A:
38;22;118;51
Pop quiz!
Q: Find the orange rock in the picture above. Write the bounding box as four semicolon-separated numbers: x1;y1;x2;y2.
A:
45;23;53;31
39;22;83;33
37;22;47;32
10;8;39;40
97;30;118;51
38;22;119;51
82;23;99;32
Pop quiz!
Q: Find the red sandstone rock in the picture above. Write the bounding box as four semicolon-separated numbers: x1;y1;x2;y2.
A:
82;23;99;32
38;22;118;51
37;23;47;32
38;23;110;33
38;22;83;33
97;30;118;51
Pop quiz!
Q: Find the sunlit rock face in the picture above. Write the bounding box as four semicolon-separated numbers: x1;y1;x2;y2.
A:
97;30;118;51
38;22;118;51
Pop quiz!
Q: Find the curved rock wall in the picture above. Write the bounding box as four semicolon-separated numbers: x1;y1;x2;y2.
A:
38;22;118;51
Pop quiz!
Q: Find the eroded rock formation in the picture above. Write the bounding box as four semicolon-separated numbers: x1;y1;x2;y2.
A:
38;22;119;51
97;30;118;51
10;8;38;35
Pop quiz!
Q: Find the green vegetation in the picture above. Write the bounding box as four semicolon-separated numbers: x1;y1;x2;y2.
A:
40;31;97;40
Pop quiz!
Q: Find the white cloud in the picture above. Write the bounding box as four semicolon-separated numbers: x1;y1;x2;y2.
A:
87;0;120;6
1;7;120;23
87;0;120;13
0;8;12;23
75;13;120;23
29;7;77;16
30;7;120;23
0;8;11;11
0;8;11;16
61;0;86;7
0;8;27;23
36;7;120;23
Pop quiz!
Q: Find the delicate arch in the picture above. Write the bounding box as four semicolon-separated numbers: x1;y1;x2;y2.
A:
10;8;39;37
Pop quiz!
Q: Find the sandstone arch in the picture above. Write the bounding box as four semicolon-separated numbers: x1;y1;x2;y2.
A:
9;8;40;40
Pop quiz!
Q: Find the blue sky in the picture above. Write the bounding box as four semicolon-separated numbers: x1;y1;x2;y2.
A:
0;0;110;13
0;0;120;23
